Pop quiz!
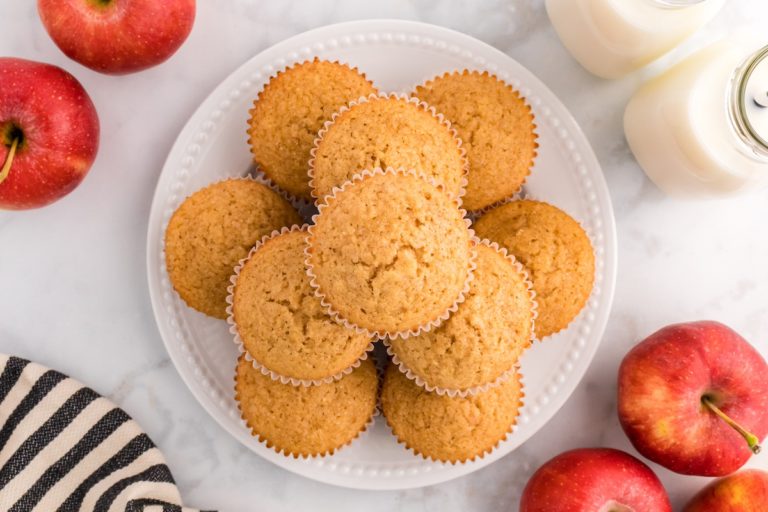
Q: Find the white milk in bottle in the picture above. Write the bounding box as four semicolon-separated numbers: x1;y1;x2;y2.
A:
625;36;768;198
545;0;725;79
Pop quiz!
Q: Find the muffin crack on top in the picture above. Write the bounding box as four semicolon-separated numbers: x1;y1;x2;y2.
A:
365;240;433;284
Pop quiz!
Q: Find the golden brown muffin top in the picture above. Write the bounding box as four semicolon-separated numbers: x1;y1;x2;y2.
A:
381;364;523;463
231;226;373;383
164;179;301;319
306;168;475;338
389;241;535;393
310;94;466;201
413;70;538;211
235;356;378;458
473;199;594;338
248;59;378;200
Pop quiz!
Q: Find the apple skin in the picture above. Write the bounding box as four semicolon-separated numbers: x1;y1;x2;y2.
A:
618;321;768;477
37;0;196;75
520;448;672;512
0;58;99;210
684;469;768;511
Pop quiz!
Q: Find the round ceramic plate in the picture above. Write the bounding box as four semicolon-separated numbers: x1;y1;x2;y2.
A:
146;19;617;490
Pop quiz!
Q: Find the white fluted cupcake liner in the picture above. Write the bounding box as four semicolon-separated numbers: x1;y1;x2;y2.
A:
411;69;540;214
384;238;538;397
226;224;375;387
466;187;525;222
468;191;526;224
308;92;469;205
305;167;478;341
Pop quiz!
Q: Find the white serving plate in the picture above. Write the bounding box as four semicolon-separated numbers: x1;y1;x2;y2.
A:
146;19;617;491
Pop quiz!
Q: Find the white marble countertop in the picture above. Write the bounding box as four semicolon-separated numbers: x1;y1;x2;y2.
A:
2;1;767;510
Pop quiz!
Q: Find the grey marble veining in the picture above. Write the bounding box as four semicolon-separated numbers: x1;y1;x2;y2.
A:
1;1;767;511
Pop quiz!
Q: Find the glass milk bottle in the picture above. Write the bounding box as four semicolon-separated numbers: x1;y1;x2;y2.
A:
545;0;725;79
624;37;768;198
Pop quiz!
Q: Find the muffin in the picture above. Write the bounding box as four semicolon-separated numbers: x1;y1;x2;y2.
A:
165;179;301;318
473;199;594;338
248;59;378;200
413;70;538;211
306;167;475;338
235;355;378;457
229;226;374;384
309;94;467;201
381;364;523;463
388;240;535;395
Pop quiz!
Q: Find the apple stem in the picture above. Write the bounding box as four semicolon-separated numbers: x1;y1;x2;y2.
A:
0;136;19;185
702;396;762;454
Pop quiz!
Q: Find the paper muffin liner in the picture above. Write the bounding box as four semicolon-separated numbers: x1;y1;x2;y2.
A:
383;238;538;397
307;92;469;205
382;367;526;465
473;194;596;341
233;356;378;459
226;224;376;387
411;69;540;214
472;193;538;224
466;188;525;223
246;58;378;204
305;167;478;341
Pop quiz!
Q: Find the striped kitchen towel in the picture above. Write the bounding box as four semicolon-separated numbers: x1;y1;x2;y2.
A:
0;355;213;512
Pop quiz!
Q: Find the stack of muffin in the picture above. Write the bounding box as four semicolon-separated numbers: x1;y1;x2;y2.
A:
164;59;595;463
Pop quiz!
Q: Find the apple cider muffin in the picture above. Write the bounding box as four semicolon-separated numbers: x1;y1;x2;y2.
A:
230;226;374;384
473;199;594;338
164;178;301;319
235;355;378;457
306;168;475;339
413;70;538;211
381;364;523;463
388;240;536;395
309;94;467;201
248;59;378;200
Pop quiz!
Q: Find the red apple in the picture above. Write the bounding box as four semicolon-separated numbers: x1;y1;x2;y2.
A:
684;469;768;511
520;448;672;512
619;321;768;476
0;58;99;210
37;0;196;75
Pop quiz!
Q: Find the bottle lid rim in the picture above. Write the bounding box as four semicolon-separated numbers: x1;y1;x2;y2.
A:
731;45;768;158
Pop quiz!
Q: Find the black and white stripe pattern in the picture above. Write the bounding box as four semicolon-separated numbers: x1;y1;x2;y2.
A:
0;355;212;512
